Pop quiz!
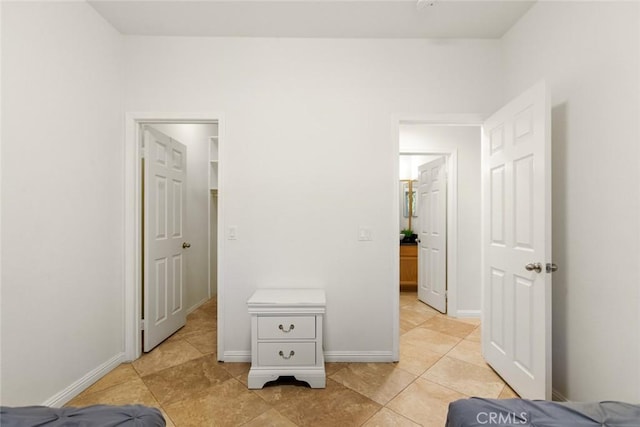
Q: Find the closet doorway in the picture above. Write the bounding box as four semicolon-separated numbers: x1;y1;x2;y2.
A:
124;113;225;361
141;123;218;351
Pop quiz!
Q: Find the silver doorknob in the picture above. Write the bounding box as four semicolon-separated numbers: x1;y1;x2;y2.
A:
525;262;542;273
182;242;191;249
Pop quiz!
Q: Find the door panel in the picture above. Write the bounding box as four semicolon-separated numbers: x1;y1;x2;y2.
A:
481;81;551;399
172;254;183;313
144;126;187;352
172;179;183;237
489;268;506;352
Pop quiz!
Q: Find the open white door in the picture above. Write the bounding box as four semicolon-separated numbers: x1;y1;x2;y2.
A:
143;126;188;352
481;82;552;399
417;157;447;313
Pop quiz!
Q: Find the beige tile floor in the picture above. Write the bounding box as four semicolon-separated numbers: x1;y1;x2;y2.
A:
67;292;519;426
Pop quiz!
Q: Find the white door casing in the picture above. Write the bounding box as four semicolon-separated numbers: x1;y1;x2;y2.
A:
143;126;188;352
481;82;552;399
417;156;447;313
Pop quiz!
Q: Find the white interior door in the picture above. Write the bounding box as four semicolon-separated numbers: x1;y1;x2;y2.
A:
481;82;552;399
417;157;447;313
143;126;188;352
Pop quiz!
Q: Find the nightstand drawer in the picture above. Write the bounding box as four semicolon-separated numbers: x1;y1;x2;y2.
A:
257;316;316;339
258;342;316;366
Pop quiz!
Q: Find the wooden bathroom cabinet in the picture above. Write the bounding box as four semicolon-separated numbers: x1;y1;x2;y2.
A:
400;244;418;291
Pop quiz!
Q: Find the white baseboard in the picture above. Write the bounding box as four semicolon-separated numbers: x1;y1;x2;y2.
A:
223;350;395;363
42;352;126;408
222;351;251;362
324;351;395;363
186;297;210;315
552;388;568;402
455;309;481;318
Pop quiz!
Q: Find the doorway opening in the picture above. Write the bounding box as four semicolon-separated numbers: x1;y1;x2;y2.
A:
141;123;218;351
398;154;449;299
393;84;551;398
394;116;483;320
124;113;225;361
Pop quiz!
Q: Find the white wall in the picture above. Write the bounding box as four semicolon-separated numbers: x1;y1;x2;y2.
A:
503;1;640;402
3;0;636;407
149;123;217;311
400;125;481;314
1;2;124;405
399;155;439;182
124;37;503;358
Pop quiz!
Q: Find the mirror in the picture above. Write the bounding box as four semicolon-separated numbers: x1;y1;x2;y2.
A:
401;180;418;231
403;181;418;218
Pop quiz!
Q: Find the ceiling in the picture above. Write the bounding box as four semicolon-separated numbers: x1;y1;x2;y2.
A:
89;0;535;39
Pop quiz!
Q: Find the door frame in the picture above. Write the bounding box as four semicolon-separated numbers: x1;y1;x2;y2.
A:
124;112;225;361
392;115;483;342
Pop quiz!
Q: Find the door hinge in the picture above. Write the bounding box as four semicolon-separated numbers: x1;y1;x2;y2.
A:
140;320;146;331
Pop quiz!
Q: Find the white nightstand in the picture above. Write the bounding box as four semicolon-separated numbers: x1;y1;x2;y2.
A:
247;289;326;389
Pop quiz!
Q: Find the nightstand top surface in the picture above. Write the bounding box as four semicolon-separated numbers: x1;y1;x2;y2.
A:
247;288;326;306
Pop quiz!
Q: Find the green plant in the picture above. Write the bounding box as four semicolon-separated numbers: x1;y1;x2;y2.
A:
401;228;413;238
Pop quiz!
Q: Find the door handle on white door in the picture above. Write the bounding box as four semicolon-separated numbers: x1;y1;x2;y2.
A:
546;263;559;273
525;262;542;273
182;242;191;249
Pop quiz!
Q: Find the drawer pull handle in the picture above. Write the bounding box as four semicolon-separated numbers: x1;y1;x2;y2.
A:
279;350;295;360
278;324;295;333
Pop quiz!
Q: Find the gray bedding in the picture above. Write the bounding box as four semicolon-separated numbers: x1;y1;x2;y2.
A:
0;404;165;426
446;398;640;427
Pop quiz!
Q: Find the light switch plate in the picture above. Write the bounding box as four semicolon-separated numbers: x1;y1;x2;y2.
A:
228;226;238;240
